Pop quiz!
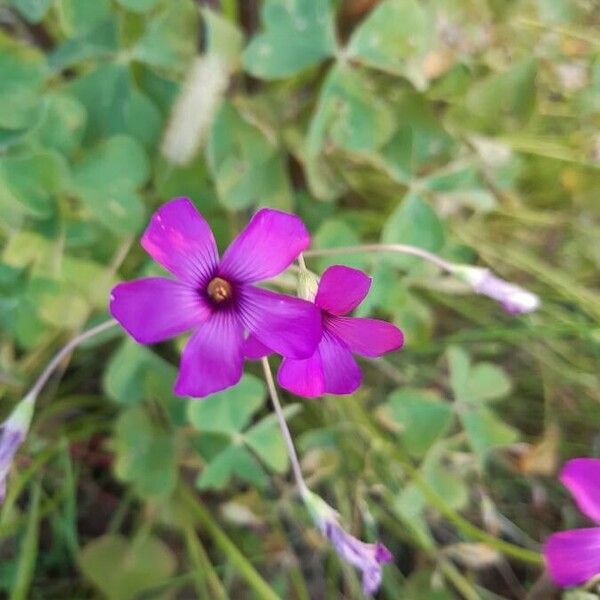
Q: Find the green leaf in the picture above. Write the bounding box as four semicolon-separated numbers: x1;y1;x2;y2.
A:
245;404;301;473
49;18;118;70
207;102;292;210
133;1;198;72
447;347;511;403
57;0;111;35
188;374;266;435
36;92;87;155
312;218;368;271
0;151;66;219
202;8;244;70
30;278;89;329
197;445;267;490
465;363;512;403
115;0;160;13
113;406;178;498
460;406;518;457
422;444;468;511
346;0;431;88
446;346;470;401
381;192;445;267
79;534;176;600
243;0;336;79
385;389;453;458
465;59;538;129
9;0;52;23
104;339;177;406
72;135;149;234
0;35;46;130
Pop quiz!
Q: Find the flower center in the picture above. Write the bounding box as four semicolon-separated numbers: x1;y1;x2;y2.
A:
207;277;232;303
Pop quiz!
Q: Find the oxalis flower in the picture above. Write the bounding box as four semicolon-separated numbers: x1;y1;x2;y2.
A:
248;265;403;397
544;458;600;587
304;489;393;595
110;198;321;397
452;265;540;315
0;394;34;502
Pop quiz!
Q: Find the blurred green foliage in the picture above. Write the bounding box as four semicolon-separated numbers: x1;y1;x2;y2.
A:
0;0;599;597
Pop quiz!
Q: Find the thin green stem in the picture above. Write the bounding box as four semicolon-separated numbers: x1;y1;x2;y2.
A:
27;319;118;401
304;243;454;272
260;357;309;499
179;485;283;600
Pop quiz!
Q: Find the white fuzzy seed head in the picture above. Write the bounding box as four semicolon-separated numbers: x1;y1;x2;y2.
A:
161;54;229;166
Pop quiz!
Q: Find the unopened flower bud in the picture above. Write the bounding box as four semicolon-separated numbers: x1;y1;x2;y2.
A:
0;393;35;502
303;489;392;595
453;265;540;314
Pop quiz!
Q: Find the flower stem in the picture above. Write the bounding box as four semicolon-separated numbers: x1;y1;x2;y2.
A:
260;357;309;499
304;243;454;272
26;319;118;401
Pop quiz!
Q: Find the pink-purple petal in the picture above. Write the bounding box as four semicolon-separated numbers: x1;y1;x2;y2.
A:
174;311;244;398
544;528;600;587
326;315;404;357
278;353;325;398
141;198;219;286
242;335;272;360
237;285;321;359
219;209;310;283
315;265;372;315
325;521;393;595
320;332;362;395
560;458;600;524
110;278;212;344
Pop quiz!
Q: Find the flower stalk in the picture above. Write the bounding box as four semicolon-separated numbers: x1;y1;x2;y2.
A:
304;243;540;314
0;318;118;503
260;357;393;595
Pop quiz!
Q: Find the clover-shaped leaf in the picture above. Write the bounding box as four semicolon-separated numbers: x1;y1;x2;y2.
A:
133;1;197;73
79;533;176;600
347;0;432;89
71;134;149;234
208;101;292;210
0;36;46;130
447;346;512;403
382;192;445;268
113;406;178;498
385;388;453;458
189;375;300;489
188;374;265;435
447;347;516;458
243;0;336;79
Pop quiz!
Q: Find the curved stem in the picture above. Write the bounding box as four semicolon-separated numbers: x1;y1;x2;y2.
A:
260;357;309;499
304;243;454;272
26;319;118;401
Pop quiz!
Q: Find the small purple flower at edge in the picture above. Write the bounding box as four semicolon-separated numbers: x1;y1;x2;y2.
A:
453;265;540;315
544;458;600;587
304;489;393;595
110;198;321;398
0;394;34;502
246;265;404;397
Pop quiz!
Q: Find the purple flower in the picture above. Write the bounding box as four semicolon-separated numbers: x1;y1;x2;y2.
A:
110;198;321;397
304;489;392;595
247;265;403;397
0;395;34;502
544;458;600;587
453;265;540;314
325;521;393;595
